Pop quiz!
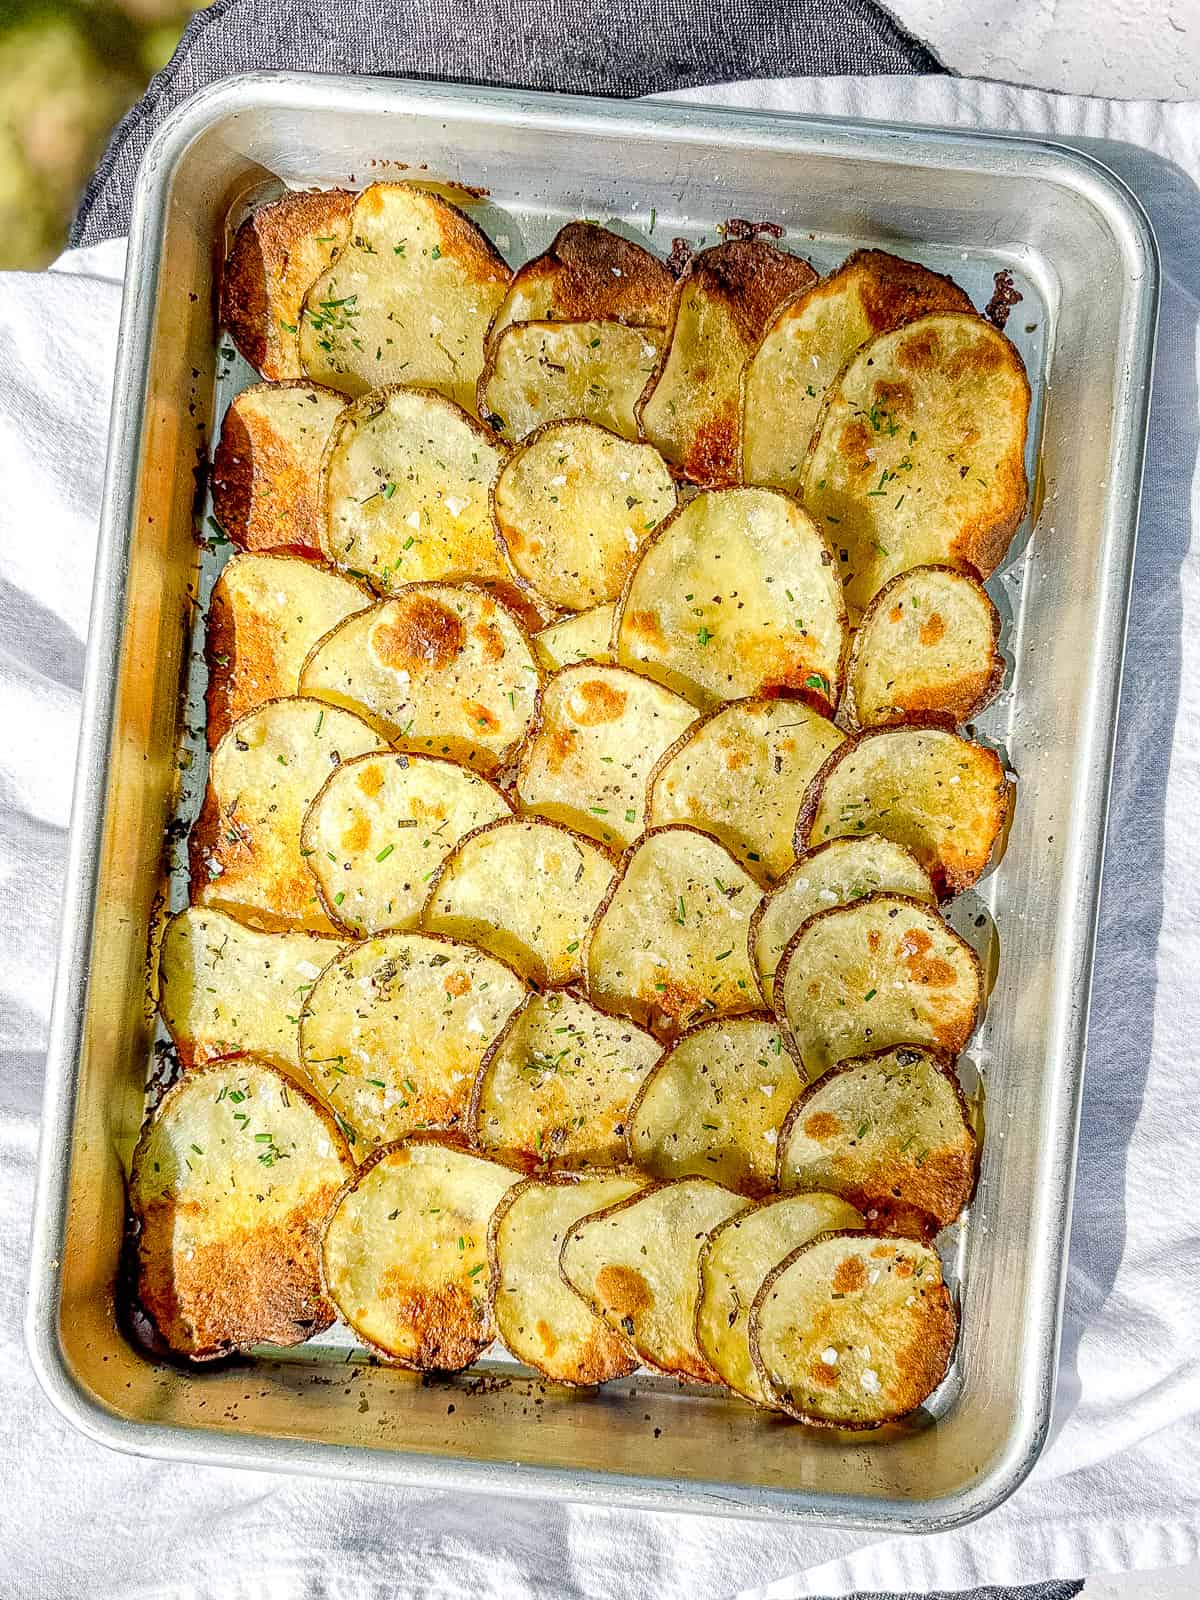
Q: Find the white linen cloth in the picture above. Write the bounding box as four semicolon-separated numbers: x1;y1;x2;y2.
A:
3;75;1199;1598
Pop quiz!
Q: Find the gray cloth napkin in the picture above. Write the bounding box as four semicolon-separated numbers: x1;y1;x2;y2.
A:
70;0;942;248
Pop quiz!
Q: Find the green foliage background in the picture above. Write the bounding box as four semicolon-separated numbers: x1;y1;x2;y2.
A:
0;0;198;267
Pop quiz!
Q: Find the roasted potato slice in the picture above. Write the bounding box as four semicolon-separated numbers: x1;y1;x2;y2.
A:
750;835;936;1004
585;825;762;1037
560;1177;749;1381
206;553;370;745
796;724;1012;896
778;1045;976;1236
750;1232;956;1426
695;1193;864;1404
626;1014;803;1196
492;420;676;611
423;818;615;986
158;907;344;1075
221;188;354;379
211;382;348;557
130;1055;354;1359
638;239;817;486
479;320;663;441
321;1135;520;1369
299;585;540;775
469;989;660;1167
845;565;1003;729
299;183;509;409
489;1172;647;1384
647;698;843;884
802;311;1030;615
487;222;674;351
515;664;697;850
320;385;511;595
615;489;846;714
298;933;526;1153
301;752;511;936
191;697;385;934
742;250;973;496
533;602;616;671
775;894;981;1078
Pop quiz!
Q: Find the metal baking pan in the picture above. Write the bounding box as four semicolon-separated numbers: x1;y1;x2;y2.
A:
26;72;1157;1530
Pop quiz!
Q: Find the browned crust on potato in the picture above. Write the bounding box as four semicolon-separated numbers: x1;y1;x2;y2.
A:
844;564;1005;731
770;893;983;1064
748;1231;956;1428
792;720;1013;897
299;750;514;936
557;1175;727;1384
796;249;975;341
624;1008;801;1197
635;241;817;486
486;1171;640;1386
211;380;347;557
130;1055;354;1361
775;1044;977;1238
204;553;370;748
675;240;818;349
487;222;674;348
319;1132;525;1371
465;983;655;1166
221;189;355;378
582;822;762;1038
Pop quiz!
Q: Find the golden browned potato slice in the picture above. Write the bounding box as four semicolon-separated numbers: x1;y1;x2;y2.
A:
479;320;664;441
626;1014;803;1196
775;894;981;1079
299;183;510;410
210;381;347;557
638;240;817;486
586;825;762;1037
515;664;697;850
320;385;511;595
221;188;354;379
742;250;973;495
487;222;674;352
796;724;1012;896
750;1232;956;1426
157;906;344;1075
298;933;527;1153
130;1055;354;1359
845;565;1003;729
778;1045;976;1237
301;752;511;936
802;312;1030;616
492;420;677;611
646;698;843;884
533;602;616;671
191;698;385;934
615;489;846;714
695;1193;864;1404
423;818;615;986
321;1135;519;1369
206;553;370;746
750;835;936;1005
469;989;660;1167
299;585;540;775
560;1176;749;1382
489;1172;647;1384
